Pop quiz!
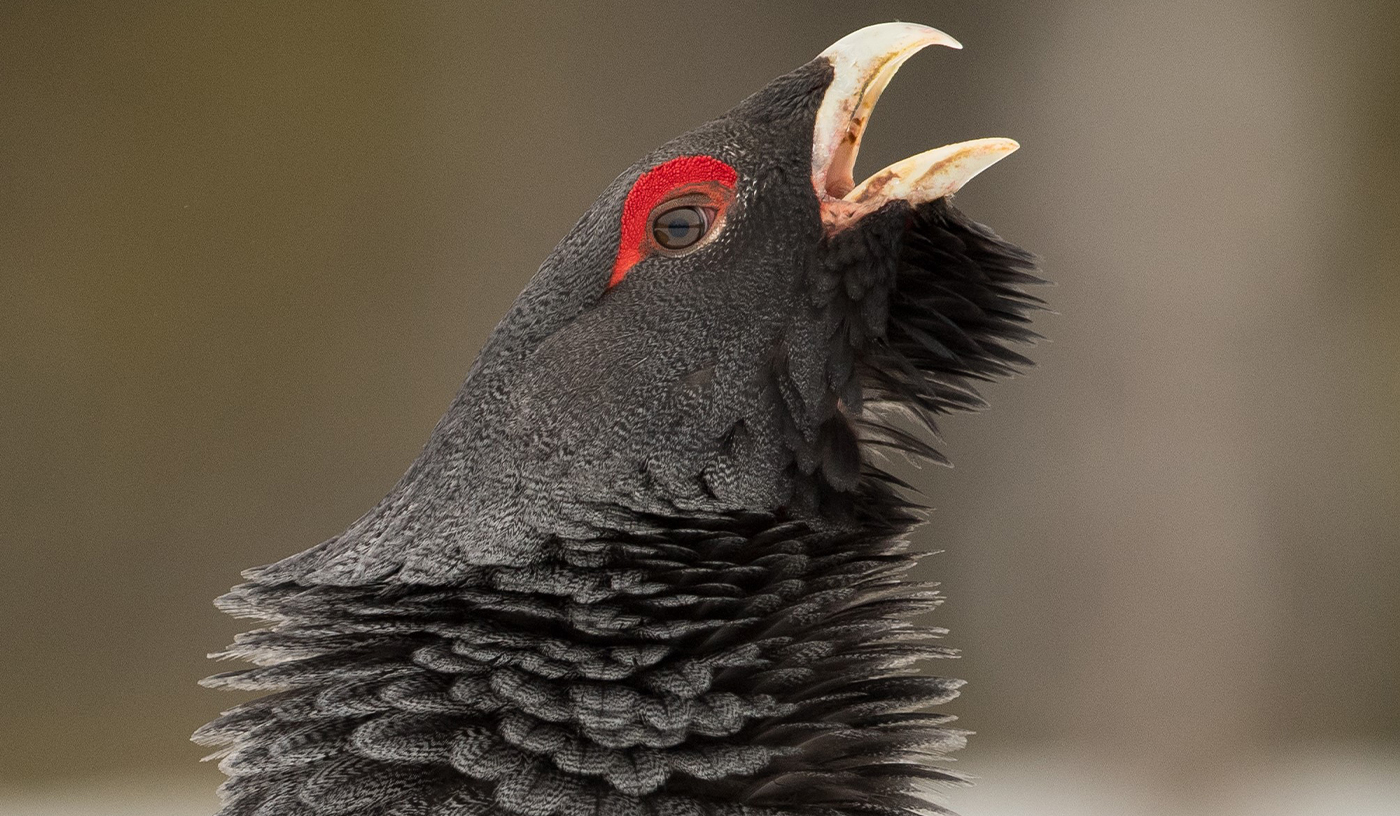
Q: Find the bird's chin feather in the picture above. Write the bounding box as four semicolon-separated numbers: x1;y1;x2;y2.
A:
862;199;1045;432
787;197;1043;510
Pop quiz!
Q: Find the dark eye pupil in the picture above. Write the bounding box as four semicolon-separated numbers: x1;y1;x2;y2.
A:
652;206;708;250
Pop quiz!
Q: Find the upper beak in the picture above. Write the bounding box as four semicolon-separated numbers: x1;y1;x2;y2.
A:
811;22;1018;225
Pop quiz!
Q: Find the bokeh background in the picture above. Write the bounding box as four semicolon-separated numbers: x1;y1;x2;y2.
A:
3;2;1397;814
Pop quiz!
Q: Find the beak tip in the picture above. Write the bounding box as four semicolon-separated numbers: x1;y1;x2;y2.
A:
819;22;963;60
844;137;1023;206
913;24;961;50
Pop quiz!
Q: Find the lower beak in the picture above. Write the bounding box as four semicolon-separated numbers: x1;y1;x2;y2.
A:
811;23;1018;226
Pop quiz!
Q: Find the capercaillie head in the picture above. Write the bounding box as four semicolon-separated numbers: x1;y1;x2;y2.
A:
198;22;1044;816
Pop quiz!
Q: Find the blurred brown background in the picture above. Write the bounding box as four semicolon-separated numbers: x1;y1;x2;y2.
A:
3;2;1397;814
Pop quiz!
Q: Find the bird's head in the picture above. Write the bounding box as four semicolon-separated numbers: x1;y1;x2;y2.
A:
265;23;1041;583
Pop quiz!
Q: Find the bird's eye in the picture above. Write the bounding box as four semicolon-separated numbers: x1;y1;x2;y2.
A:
651;206;712;251
610;156;737;288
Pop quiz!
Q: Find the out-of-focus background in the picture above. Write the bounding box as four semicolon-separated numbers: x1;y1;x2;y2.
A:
3;1;1397;814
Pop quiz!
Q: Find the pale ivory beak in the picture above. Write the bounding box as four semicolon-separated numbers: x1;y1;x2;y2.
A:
811;22;1018;227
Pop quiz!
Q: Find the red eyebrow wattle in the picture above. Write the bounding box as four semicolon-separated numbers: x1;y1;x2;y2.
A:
610;155;738;288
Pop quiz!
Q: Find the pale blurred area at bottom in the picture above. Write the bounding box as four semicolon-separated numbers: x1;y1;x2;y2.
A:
3;745;1397;816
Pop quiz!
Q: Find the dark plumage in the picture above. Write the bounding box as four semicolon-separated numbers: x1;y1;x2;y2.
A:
197;23;1043;816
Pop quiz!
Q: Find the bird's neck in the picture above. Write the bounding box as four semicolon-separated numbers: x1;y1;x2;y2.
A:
199;494;967;815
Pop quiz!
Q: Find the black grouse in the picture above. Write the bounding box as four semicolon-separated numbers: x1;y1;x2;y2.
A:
197;22;1043;816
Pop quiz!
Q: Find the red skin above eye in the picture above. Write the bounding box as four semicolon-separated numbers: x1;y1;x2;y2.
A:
609;155;738;289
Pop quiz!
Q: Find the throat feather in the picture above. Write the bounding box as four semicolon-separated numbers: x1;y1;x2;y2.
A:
198;502;968;816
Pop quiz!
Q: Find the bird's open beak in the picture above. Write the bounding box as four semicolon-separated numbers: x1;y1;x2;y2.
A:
812;22;1018;230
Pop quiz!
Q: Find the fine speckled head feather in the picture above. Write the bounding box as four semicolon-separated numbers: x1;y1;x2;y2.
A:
199;22;1045;816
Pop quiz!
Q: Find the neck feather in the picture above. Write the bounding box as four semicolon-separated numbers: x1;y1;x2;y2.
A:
198;486;968;816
